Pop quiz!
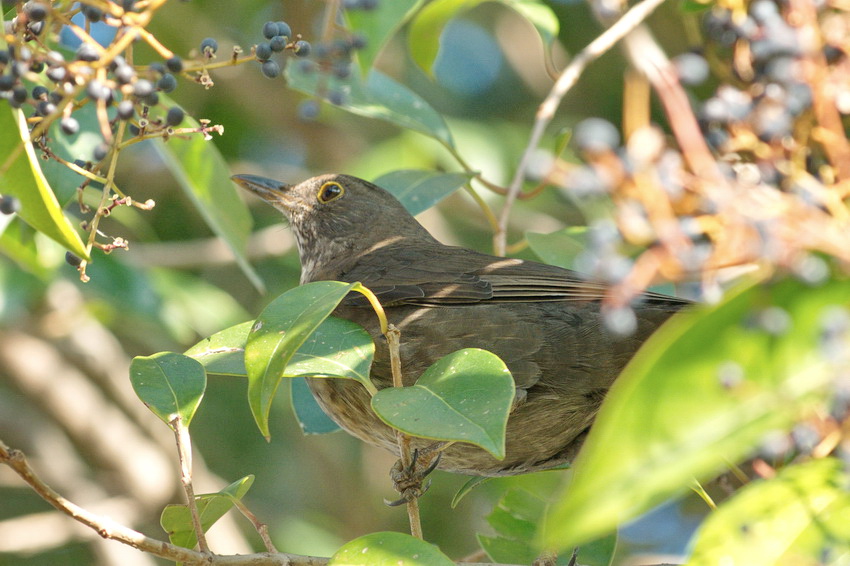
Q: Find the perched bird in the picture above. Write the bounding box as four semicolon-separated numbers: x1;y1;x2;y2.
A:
232;173;689;477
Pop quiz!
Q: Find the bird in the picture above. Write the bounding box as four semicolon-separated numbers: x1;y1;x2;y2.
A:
232;173;689;477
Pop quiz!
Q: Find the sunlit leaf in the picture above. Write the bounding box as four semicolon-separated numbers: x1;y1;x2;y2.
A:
130;352;206;427
371;348;514;458
329;532;454;566
543;276;850;551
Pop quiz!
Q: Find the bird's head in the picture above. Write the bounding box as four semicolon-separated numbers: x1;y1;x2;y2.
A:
232;173;434;279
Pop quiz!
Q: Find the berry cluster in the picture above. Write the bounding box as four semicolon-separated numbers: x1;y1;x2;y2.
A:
253;20;311;79
532;0;850;330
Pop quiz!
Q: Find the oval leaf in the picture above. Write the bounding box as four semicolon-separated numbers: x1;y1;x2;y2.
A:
185;320;253;376
161;475;255;549
291;377;341;434
0;106;89;259
687;458;850;566
245;281;358;438
346;0;422;75
151;96;261;292
130;352;206;427
543;276;850;551
526;227;587;270
371;348;514;458
329;532;454;566
373;170;473;216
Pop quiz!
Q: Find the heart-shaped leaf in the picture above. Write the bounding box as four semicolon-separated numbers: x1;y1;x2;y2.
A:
245;281;359;438
161;475;254;549
371;348;514;458
130;352;206;427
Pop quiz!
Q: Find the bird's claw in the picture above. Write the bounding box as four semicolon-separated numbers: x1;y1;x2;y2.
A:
384;449;442;506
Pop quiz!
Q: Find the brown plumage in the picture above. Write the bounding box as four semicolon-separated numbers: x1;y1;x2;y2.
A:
233;173;689;476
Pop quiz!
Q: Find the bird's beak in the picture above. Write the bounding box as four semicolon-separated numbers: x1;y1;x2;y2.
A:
231;174;293;204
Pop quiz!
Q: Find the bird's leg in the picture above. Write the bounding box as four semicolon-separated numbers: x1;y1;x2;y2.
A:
385;444;444;506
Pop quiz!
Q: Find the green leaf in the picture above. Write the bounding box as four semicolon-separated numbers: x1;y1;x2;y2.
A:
284;316;374;387
526;227;587;270
130;352;207;427
38;102;101;206
0;217;50;278
0;106;89;260
373;170;473;216
543;276;850;551
329;532;454;566
185;320;253;376
150;100;262;292
371;348;514;458
291;377;341;434
285;62;453;147
161;475;254;549
346;0;423;75
688;458;850;566
408;0;558;75
245;281;359;438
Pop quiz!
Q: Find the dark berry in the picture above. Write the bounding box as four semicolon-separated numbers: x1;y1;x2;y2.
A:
116;100;135;120
0;195;21;215
255;43;272;62
332;62;351;79
49;91;62;104
141;91;159;106
165;106;184;126
165;56;183;73
11;86;27;103
93;143;110;161
350;33;367;50
82;5;103;22
297;99;319;120
114;64;135;84
824;45;845;64
200;37;218;57
36;100;56;116
46;66;66;82
0;75;15;91
293;40;311;57
269;36;287;52
30;61;44;73
156;73;177;93
32;85;49;99
75;43;100;62
60;117;80;136
328;90;345;105
262;21;279;40
65;251;82;267
276;21;292;39
132;79;154;97
673;52;710;86
128;124;140;136
573;118;620;153
24;2;49;22
87;80;110;100
0;50;9;65
261;60;281;78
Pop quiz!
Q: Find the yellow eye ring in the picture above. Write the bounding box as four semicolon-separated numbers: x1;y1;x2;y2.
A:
317;182;345;204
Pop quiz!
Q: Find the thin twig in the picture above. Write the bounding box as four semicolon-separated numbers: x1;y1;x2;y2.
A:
495;0;670;256
385;325;424;540
171;418;209;553
232;499;278;553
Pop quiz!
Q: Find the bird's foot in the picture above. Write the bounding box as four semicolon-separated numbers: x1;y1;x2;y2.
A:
384;447;443;506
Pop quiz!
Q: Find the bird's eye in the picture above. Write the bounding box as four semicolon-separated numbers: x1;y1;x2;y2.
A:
317;182;345;204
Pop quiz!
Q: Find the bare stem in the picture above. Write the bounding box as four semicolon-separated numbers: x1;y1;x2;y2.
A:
171;418;209;553
495;0;670;256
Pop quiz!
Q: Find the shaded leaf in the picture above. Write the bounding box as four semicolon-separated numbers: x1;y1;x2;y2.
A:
346;0;423;75
130;352;206;427
151;99;261;292
687;458;850;566
0;106;89;259
185;320;253;376
526;227;587;270
285;63;453;147
0;217;49;278
409;0;558;75
374;170;473;216
291;377;341;434
543;276;850;551
245;281;358;438
371;348;514;458
329;531;454;566
161;475;254;549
